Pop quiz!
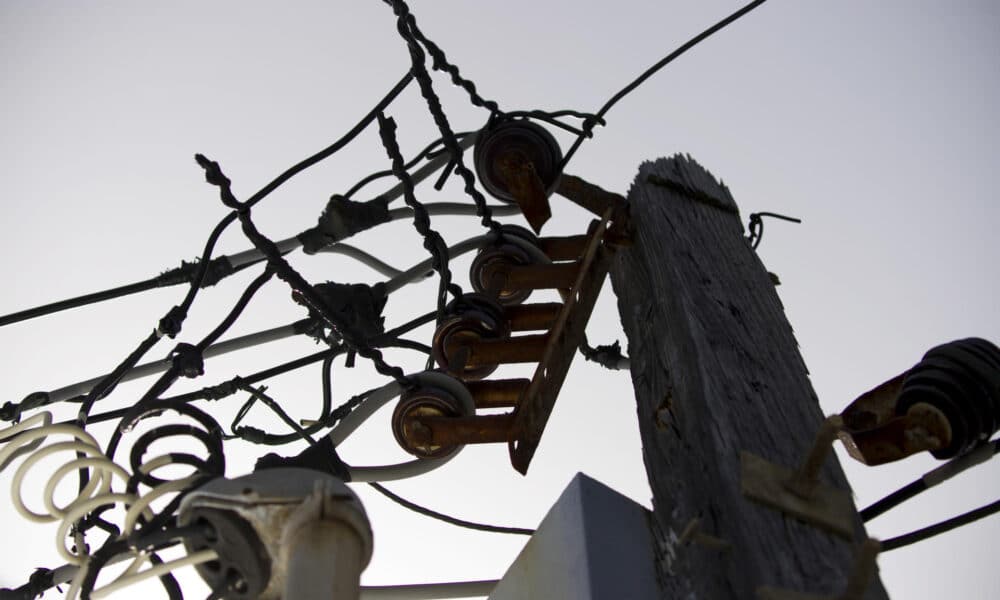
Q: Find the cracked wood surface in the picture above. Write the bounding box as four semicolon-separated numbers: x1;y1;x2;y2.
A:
610;155;889;600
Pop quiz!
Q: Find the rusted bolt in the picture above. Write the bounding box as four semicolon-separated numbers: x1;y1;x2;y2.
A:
392;379;473;458
470;244;536;306
786;415;844;499
432;294;509;381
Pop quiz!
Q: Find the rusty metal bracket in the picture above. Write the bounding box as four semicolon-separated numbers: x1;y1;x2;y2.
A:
509;212;616;473
741;416;855;539
756;538;881;600
482;261;581;292
410;208;622;471
466;378;529;409
406;413;516;447
556;174;632;247
556;174;626;219
838;372;950;466
496;153;552;233
473;118;562;234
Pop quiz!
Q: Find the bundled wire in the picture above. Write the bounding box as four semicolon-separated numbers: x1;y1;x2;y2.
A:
194;154;413;392
377;112;463;325
0;412;219;600
0;3;788;597
861;439;1000;552
385;0;499;233
381;0;501;117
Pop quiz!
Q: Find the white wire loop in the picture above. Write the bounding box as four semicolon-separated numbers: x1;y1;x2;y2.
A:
329;373;475;482
0;413;140;562
0;411;217;598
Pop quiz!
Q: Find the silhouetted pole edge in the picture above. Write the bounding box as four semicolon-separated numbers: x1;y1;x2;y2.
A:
609;155;889;599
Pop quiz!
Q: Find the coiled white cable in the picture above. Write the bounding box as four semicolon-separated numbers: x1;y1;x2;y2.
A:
0;412;217;599
0;412;137;562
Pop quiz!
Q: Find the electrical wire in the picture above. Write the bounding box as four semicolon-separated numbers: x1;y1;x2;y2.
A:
69;346;342;427
8;319;317;417
66;70;413;434
199;155;415;392
344;132;475;200
0;412;217;600
242;72;413;211
72;208;241;434
367;482;534;536
383;234;494;295
880;499;1000;552
323;379;462;482
225;136;484;271
87;550;217;600
862;439;999;522
116;269;274;432
747;211;802;249
359;580;498;600
388;201;521;221
73;523;215;600
378;112;463;325
559;0;770;171
0;3;783;594
0;278;160;328
386;0;498;233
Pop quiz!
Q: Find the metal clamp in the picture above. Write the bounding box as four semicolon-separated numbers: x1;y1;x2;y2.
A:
741;416;855;538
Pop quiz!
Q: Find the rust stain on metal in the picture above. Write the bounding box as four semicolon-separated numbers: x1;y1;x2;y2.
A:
408;413;516;447
837;371;950;465
537;234;589;261
409;175;630;472
840;373;907;433
556;173;632;248
496;152;552;233
463;334;550;367
467;378;529;409
505;302;562;332
556;173;627;218
482;261;581;292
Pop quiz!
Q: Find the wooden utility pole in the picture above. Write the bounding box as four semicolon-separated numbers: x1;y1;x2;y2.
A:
610;155;890;599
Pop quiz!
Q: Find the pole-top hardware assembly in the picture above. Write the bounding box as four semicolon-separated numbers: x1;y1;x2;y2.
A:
474;118;563;233
395;206;628;474
839;337;1000;465
179;467;373;600
743;337;1000;539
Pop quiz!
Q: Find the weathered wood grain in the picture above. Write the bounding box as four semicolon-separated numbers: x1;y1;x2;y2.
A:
610;155;889;599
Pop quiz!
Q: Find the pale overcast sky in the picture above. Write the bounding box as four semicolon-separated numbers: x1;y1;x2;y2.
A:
1;1;998;599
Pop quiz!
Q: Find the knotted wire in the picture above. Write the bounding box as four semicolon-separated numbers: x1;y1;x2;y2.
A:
386;0;500;234
377;113;463;324
192;154;413;391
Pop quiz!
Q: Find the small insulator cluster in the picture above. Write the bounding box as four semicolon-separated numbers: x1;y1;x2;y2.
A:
896;338;1000;459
